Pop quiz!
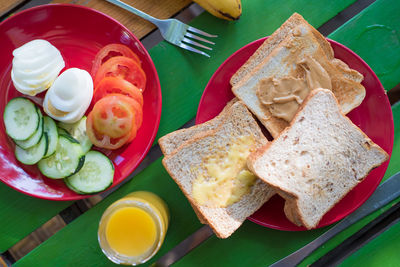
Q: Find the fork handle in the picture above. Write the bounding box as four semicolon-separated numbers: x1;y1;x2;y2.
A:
105;0;161;25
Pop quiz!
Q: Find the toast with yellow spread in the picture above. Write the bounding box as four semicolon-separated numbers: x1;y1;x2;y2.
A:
161;101;274;238
159;98;238;224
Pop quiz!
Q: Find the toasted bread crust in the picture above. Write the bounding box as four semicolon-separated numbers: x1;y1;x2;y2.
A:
230;13;365;139
232;26;365;138
162;101;274;238
158;98;238;156
159;98;239;225
230;13;335;87
247;89;389;229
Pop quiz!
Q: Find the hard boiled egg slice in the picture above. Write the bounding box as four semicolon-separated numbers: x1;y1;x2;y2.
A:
11;39;65;96
44;68;93;123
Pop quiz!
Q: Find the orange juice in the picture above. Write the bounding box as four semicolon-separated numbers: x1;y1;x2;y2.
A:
105;207;157;256
98;191;169;265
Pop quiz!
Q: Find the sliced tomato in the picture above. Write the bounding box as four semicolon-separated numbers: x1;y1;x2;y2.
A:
93;77;143;107
87;112;133;150
91;44;141;77
91;95;136;139
94;56;146;91
105;93;143;129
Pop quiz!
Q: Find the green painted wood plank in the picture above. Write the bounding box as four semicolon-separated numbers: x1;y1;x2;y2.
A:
340;220;400;267
176;93;400;266
0;183;71;253
14;158;201;267
329;0;400;91
174;0;400;266
383;101;400;181
13;0;356;265
153;0;359;140
339;101;400;267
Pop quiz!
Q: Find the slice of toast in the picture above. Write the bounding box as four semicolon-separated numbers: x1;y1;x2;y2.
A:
162;101;274;238
232;22;365;138
230;13;363;86
159;98;238;224
247;89;389;229
159;98;237;156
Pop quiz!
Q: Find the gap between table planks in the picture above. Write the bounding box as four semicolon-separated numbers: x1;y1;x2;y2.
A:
0;0;26;17
51;0;192;39
3;0;400;266
7;0;382;266
0;0;191;258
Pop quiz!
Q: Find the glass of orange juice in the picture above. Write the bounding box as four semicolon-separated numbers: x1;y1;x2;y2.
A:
98;191;169;265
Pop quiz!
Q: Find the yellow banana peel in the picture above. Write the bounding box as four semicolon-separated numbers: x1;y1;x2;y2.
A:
193;0;242;21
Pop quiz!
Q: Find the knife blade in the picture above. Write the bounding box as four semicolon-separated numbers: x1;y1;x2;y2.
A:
151;225;214;267
270;171;400;267
153;172;400;267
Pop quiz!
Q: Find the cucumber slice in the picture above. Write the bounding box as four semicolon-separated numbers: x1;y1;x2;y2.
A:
14;108;43;149
15;133;48;165
58;116;92;154
4;97;39;140
65;151;114;194
57;127;70;136
43;116;58;158
38;134;85;179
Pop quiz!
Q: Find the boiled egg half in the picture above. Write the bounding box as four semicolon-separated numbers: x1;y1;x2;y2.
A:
11;39;65;96
44;68;93;123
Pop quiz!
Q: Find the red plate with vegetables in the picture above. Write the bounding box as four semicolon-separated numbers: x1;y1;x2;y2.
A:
0;4;161;200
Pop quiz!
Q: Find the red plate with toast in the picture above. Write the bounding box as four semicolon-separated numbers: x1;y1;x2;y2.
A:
196;37;393;231
0;4;161;200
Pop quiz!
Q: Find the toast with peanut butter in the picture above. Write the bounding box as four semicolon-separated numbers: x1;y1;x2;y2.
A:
230;13;363;86
161;101;274;238
231;13;365;138
247;89;389;229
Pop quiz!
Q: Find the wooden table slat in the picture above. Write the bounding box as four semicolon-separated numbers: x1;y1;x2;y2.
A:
340;101;400;267
10;0;364;265
176;0;400;265
329;0;400;91
52;0;192;39
15;158;202;266
0;0;25;18
341;177;400;265
0;0;192;254
0;183;71;253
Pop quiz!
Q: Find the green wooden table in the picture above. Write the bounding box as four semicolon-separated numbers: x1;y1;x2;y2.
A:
1;0;400;266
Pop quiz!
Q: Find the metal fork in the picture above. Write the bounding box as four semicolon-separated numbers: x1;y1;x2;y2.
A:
106;0;217;57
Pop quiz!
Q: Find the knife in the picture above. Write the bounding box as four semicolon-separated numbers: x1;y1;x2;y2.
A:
151;224;214;266
270;171;400;266
153;172;400;266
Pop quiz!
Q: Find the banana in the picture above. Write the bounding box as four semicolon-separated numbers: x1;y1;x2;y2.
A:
193;0;242;21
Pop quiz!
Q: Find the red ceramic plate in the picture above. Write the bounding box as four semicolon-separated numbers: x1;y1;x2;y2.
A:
0;4;162;200
196;37;393;230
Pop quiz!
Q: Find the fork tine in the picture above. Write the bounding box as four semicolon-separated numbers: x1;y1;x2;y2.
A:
187;26;218;38
182;38;212;50
185;32;215;45
178;43;211;57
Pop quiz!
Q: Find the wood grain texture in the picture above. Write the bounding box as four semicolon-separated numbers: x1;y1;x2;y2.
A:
329;0;400;91
0;0;25;17
341;205;400;266
8;216;66;260
0;0;190;254
340;101;400;267
13;0;361;266
0;182;71;253
51;0;192;39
